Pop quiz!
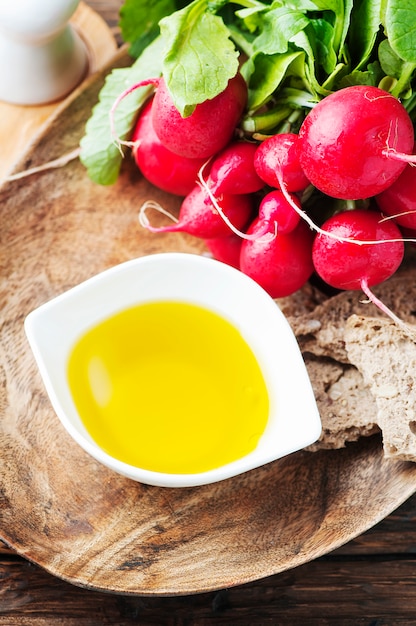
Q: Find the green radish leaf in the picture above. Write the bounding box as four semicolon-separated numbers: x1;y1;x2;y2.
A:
338;62;383;88
378;38;405;77
290;29;326;96
226;21;255;60
320;62;349;90
261;0;330;10
337;0;353;58
349;0;383;69
300;0;351;54
235;6;266;34
251;7;310;55
305;0;340;9
159;0;240;116
385;0;416;62
79;37;164;185
245;50;306;111
311;18;337;74
119;0;176;58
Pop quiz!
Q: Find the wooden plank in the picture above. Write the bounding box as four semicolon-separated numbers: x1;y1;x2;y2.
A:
2;554;416;624
3;493;416;622
335;493;416;554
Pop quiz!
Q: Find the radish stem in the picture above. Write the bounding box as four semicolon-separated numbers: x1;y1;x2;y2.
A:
109;77;160;155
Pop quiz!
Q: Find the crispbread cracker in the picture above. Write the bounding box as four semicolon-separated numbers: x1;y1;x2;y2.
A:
345;314;416;461
289;272;416;364
275;281;327;318
303;354;379;451
272;266;416;456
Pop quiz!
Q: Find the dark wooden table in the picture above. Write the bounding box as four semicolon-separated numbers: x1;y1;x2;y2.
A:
2;2;416;624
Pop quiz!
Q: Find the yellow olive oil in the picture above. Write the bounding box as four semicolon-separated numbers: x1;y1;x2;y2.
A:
67;301;269;474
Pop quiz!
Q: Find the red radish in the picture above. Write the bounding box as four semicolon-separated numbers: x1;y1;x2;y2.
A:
258;189;301;234
205;233;243;269
312;209;404;291
132;98;206;196
297;85;415;200
152;74;247;159
254;133;310;192
206;141;264;195
239;219;314;298
139;184;253;239
375;152;416;230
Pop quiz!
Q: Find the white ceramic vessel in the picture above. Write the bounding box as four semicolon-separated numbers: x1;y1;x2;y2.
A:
0;0;88;105
25;252;322;488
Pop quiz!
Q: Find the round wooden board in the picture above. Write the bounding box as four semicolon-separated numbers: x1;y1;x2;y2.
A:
1;51;416;597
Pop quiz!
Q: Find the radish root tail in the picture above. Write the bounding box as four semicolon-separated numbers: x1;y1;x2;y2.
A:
197;165;275;243
4;147;81;182
379;210;416;223
382;147;416;164
138;200;179;232
360;277;416;339
277;171;416;246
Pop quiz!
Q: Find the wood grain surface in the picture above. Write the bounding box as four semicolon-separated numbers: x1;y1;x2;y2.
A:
2;493;416;624
2;1;416;623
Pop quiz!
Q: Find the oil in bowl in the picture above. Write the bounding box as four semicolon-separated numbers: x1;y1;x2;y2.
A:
67;300;270;475
25;252;322;488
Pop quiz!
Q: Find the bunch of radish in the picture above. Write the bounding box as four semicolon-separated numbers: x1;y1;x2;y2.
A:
127;75;415;323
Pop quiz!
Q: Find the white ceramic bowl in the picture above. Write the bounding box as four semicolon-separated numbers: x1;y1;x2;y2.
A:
24;252;321;488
